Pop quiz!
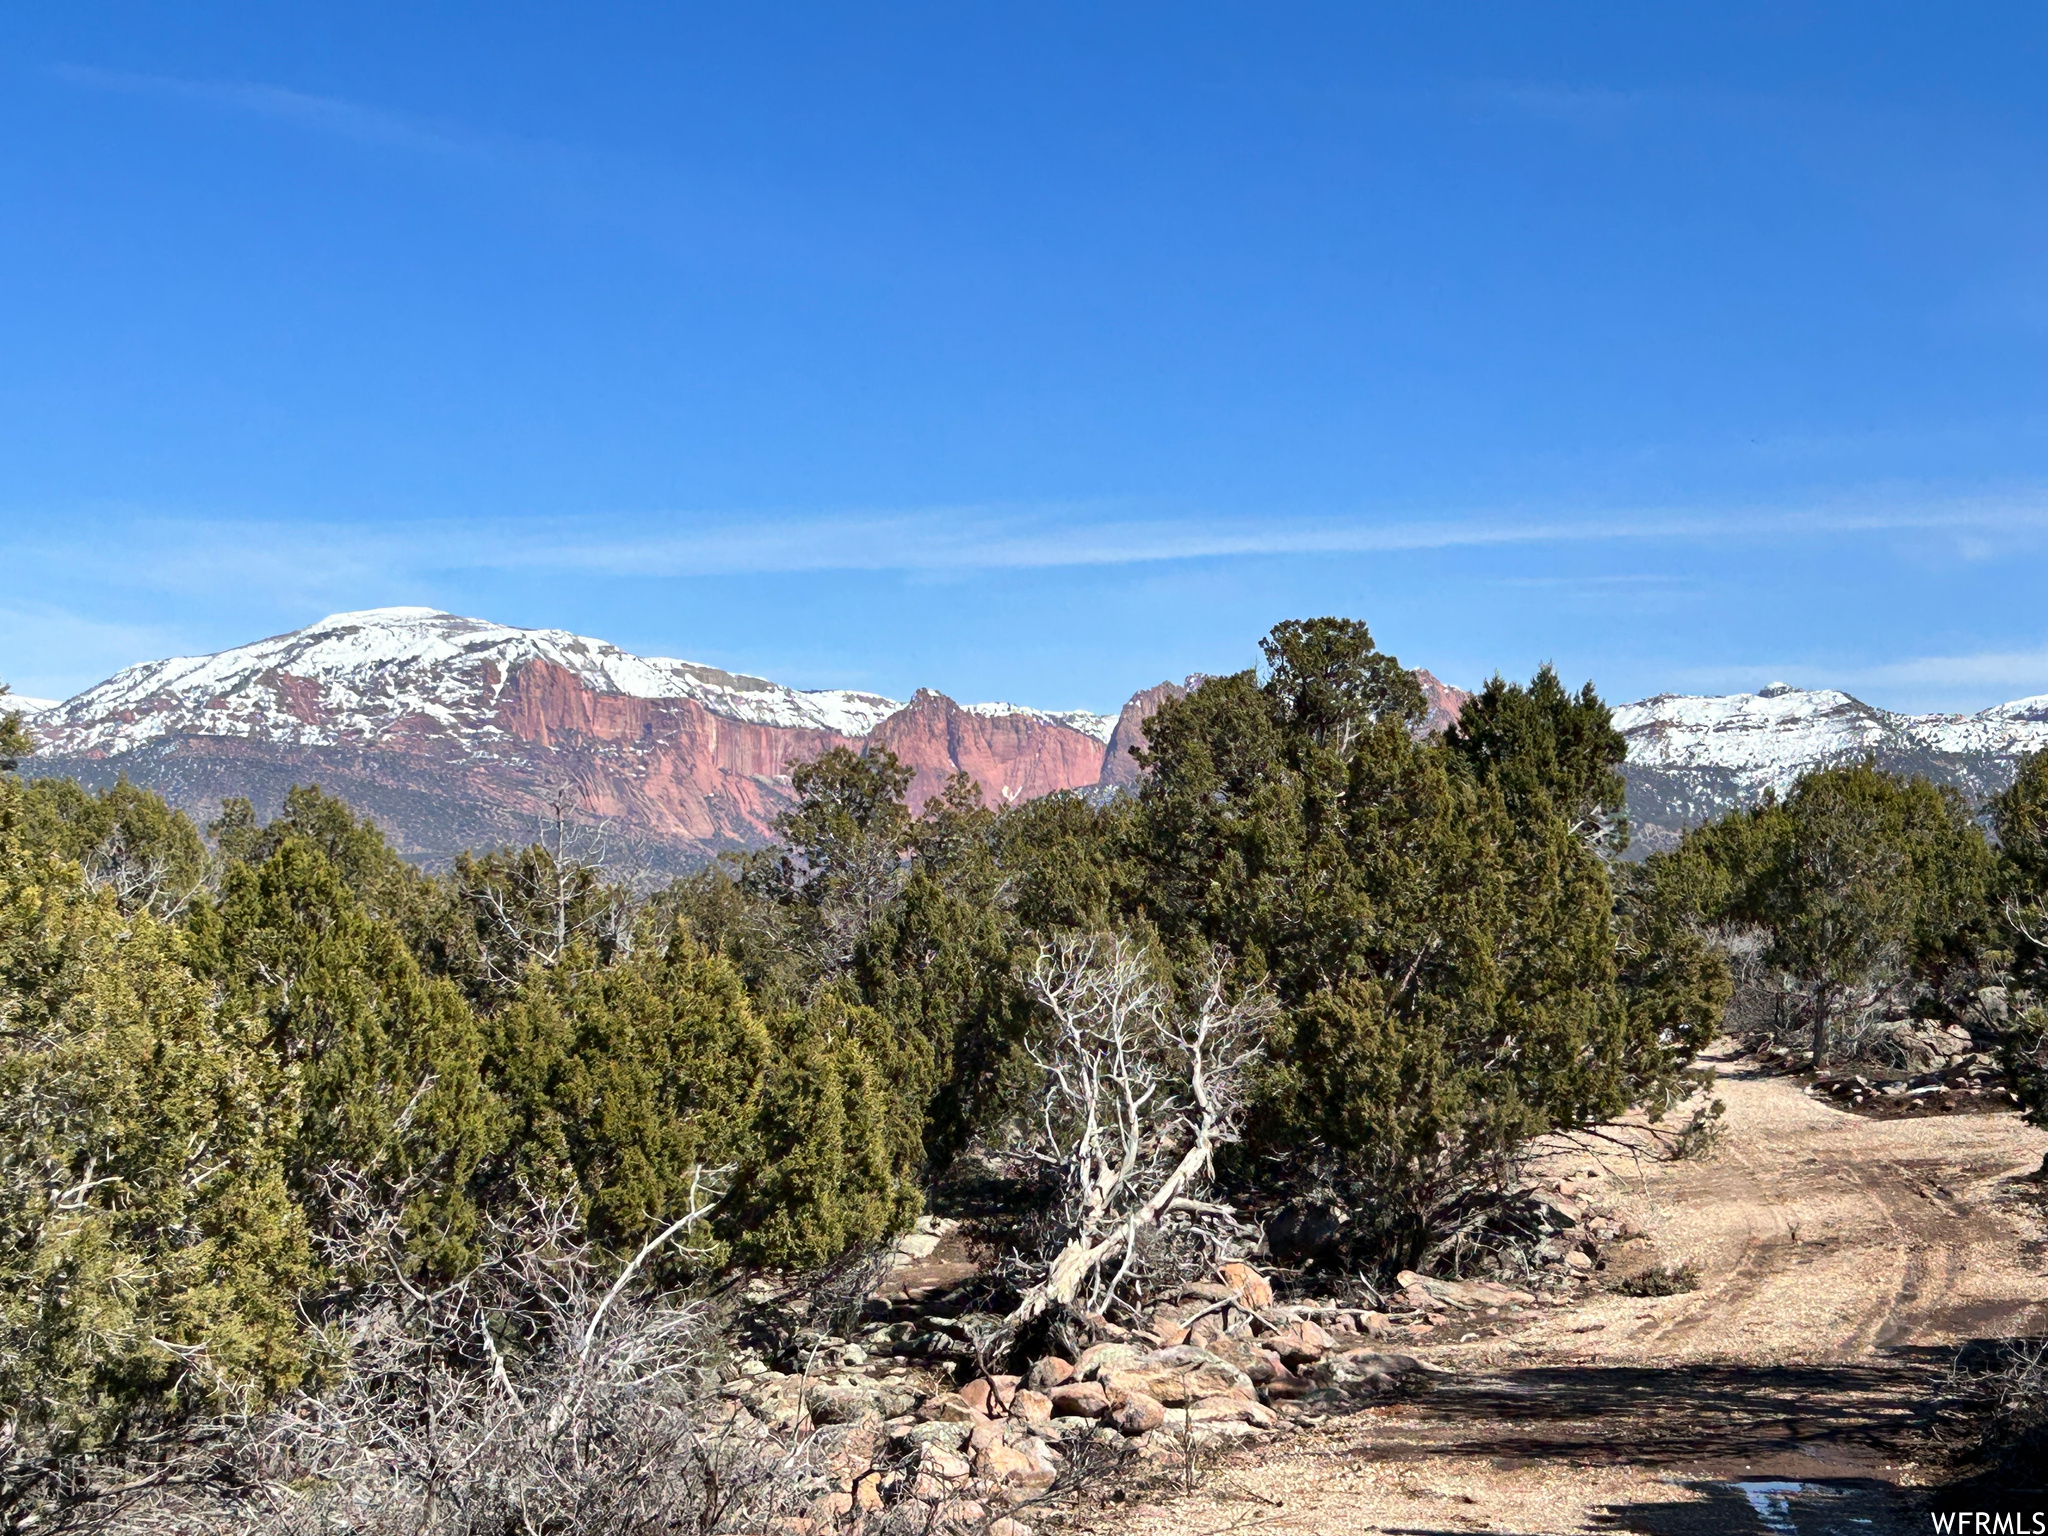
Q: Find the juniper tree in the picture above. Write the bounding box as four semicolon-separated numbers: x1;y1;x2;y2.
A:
0;779;309;1481
1133;623;1720;1263
0;686;34;774
189;836;499;1277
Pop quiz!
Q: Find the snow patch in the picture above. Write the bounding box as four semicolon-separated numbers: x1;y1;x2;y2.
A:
962;701;1118;742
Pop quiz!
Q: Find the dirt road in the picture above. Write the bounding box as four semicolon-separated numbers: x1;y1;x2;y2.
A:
1106;1043;2048;1534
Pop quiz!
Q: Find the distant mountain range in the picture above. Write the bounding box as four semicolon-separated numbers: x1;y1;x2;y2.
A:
1615;682;2048;850
10;608;2047;864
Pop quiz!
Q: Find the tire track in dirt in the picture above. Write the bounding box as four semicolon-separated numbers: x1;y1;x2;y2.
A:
1124;1051;2048;1536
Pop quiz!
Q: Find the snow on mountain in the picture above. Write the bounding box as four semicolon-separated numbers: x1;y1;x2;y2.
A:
34;607;908;756
1615;681;2048;850
1612;683;1898;795
960;700;1119;743
3;696;57;715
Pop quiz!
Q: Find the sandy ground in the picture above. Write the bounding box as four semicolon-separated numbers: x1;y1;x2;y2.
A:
1080;1041;2048;1535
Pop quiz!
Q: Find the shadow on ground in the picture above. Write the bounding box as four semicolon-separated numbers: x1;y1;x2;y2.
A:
1358;1350;1953;1471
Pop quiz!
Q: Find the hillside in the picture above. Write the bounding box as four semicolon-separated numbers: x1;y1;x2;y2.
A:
18;611;2048;863
16;608;1166;870
1618;682;2048;850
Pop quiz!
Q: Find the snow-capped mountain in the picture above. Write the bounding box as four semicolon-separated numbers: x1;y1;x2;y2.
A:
19;608;1132;868
1617;682;2048;849
35;607;1115;756
22;606;2038;865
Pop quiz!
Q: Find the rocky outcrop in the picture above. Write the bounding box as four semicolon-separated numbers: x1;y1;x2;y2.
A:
868;690;1110;813
1414;669;1470;736
1098;680;1192;788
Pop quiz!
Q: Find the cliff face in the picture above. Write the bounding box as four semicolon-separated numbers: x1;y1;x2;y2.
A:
869;689;1113;812
1099;680;1193;788
22;607;1482;869
24;610;1120;869
1414;670;1471;737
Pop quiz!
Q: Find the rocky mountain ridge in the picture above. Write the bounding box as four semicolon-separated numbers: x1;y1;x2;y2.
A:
1616;681;2048;849
15;609;1190;869
15;609;2048;863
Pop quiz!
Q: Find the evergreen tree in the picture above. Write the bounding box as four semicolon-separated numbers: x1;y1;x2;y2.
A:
730;996;925;1268
485;933;773;1262
0;780;309;1460
19;777;210;917
190;837;498;1276
0;686;34;774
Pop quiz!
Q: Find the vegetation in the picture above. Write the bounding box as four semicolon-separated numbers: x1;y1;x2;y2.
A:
0;618;1808;1525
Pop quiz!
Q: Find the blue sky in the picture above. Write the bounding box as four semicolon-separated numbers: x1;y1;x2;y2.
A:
5;5;2048;714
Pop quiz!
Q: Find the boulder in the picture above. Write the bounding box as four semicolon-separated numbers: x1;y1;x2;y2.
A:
1101;1346;1254;1406
1199;1331;1283;1385
973;1437;1057;1491
1264;1319;1335;1365
1048;1380;1111;1418
1024;1356;1075;1391
804;1385;884;1425
918;1392;980;1424
1109;1389;1167;1435
898;1421;972;1452
1218;1261;1275;1310
1008;1389;1054;1424
918;1445;971;1482
1075;1341;1144;1380
1309;1350;1429;1395
1183;1394;1281;1429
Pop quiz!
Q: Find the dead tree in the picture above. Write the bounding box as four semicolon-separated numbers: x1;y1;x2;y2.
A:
1007;933;1271;1328
465;782;636;985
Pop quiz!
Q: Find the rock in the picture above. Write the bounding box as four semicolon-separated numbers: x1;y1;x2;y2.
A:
1101;1346;1254;1405
1265;1199;1350;1259
1109;1389;1168;1435
1183;1394;1281;1428
898;1420;972;1451
1049;1414;1096;1437
918;1392;980;1423
1309;1349;1429;1395
840;1344;867;1365
805;1385;883;1424
1199;1331;1283;1385
959;1379;993;1414
937;1499;989;1525
1075;1341;1143;1379
988;1519;1036;1536
1024;1356;1075;1391
854;1473;886;1512
1564;1250;1595;1272
1265;1319;1335;1365
918;1445;971;1481
974;1437;1057;1490
1008;1389;1054;1424
1218;1261;1275;1310
1049;1380;1111;1418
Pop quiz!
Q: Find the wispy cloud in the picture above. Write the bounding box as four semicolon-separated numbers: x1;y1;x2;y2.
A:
1840;646;2048;695
52;64;498;162
15;488;2048;595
